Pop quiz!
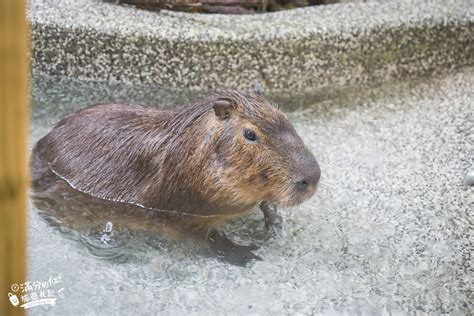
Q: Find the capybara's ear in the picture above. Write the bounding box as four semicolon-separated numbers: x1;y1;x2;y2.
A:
213;97;235;119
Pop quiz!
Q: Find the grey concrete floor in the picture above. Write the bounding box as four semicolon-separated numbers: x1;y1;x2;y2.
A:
28;68;473;314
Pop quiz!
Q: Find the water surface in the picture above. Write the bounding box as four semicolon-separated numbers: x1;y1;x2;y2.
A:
28;69;473;315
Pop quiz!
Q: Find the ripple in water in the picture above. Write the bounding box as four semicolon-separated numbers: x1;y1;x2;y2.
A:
79;221;133;261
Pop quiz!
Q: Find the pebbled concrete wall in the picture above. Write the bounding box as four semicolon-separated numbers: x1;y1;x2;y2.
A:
30;0;474;92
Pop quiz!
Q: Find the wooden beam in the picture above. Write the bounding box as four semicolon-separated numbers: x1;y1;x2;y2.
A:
0;0;29;315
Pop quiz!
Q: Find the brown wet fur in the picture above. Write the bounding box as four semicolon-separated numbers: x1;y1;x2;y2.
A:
32;90;320;265
31;156;186;241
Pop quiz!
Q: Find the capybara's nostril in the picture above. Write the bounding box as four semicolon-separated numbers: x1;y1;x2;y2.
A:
295;179;310;191
295;161;321;192
295;175;318;192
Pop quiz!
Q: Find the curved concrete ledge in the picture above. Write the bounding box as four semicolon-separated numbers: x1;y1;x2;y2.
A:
30;0;473;92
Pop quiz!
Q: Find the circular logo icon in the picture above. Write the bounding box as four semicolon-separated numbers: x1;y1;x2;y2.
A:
11;284;19;292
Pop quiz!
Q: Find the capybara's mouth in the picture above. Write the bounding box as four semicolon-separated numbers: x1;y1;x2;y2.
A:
277;182;318;207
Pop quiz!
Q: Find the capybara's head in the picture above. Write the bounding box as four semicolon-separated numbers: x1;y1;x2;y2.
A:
208;90;320;208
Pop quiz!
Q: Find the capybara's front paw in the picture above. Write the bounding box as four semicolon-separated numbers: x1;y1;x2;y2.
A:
207;230;262;267
260;201;287;237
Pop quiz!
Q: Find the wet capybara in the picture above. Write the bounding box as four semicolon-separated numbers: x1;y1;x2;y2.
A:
32;90;320;265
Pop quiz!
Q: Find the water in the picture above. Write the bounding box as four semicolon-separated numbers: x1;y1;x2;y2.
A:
28;69;473;315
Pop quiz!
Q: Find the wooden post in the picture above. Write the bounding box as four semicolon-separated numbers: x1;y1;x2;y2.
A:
0;0;29;315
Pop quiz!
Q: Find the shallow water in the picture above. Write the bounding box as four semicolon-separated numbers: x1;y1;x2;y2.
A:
27;69;473;315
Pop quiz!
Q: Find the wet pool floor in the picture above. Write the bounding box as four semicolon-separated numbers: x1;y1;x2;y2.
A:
28;68;473;315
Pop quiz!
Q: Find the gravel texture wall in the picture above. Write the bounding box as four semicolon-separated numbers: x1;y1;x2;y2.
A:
30;0;474;92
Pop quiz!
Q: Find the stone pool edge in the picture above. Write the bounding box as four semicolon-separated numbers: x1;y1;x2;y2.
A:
30;0;474;92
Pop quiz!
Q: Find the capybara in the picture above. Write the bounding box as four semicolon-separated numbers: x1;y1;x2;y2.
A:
32;90;320;265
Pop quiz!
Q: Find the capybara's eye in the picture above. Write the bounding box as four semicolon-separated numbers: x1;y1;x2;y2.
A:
244;128;257;141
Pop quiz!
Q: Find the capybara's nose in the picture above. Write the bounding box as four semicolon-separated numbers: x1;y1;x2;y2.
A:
295;161;321;192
